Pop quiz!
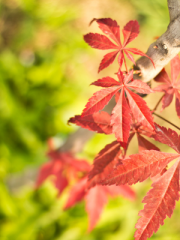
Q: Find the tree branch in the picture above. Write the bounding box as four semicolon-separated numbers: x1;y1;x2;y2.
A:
168;0;180;21
59;128;94;153
133;0;180;82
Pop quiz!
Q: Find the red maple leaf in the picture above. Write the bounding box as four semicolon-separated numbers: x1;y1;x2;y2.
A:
100;150;178;186
82;70;154;147
97;124;180;187
68;111;112;134
96;124;180;240
153;123;180;152
88;140;122;188
86;122;159;189
153;54;180;117
129;123;160;152
135;160;180;240
69;110;157;152
36;151;91;195
64;177;135;231
84;18;154;72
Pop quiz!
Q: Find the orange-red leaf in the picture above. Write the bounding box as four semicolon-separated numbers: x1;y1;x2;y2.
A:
153;55;180;116
64;178;87;209
106;185;136;201
85;184;135;231
154;124;180;153
171;54;180;84
98;51;119;72
137;134;160;152
135;160;180;240
122;20;139;46
175;90;180;117
111;88;132;146
125;89;154;130
85;185;108;231
91;76;120;87
84;33;118;49
65;177;136;232
154;68;171;83
82;86;120;116
126;48;155;67
88;140;121;181
84;18;153;71
127;80;153;94
68;112;112;134
36;152;90;195
100;150;179;186
96;18;121;46
36;160;68;195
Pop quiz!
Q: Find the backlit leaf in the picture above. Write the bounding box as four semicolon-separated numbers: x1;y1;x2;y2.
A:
68;112;112;134
101;150;178;186
135;160;180;240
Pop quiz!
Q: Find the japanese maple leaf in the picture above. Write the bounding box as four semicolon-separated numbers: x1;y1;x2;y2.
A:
68;111;112;134
153;54;180;117
135;160;180;240
98;124;180;240
87;140;122;188
64;177;135;231
36;151;91;195
99;124;180;187
82;70;154;147
84;18;154;72
86;123;159;188
129;123;160;152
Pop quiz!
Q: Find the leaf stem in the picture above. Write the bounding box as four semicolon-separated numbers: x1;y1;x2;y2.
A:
152;94;164;111
153;112;180;131
124;59;128;73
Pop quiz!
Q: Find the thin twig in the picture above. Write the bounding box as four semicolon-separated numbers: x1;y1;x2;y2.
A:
153;112;180;131
152;94;164;111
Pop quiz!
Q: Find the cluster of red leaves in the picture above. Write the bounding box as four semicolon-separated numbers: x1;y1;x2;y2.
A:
86;124;180;240
36;150;90;196
154;54;180;116
38;17;180;240
36;142;135;231
71;70;154;148
70;18;180;239
70;18;156;149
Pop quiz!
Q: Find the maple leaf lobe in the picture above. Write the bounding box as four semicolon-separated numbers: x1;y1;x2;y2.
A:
135;160;180;240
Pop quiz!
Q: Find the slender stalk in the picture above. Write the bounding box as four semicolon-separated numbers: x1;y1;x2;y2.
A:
124;59;128;73
152;94;164;111
153;112;180;131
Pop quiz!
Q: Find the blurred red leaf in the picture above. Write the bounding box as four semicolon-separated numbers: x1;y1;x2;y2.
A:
153;55;180;116
36;151;90;195
64;176;136;231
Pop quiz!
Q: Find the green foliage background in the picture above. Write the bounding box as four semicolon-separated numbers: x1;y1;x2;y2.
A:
0;0;180;239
